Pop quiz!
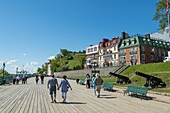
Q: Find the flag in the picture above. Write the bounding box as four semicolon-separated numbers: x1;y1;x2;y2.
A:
166;0;170;15
166;1;170;8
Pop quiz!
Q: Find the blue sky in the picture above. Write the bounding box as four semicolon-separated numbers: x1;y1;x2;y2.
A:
0;0;159;73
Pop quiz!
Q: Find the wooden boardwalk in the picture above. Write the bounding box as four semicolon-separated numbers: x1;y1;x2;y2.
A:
0;77;170;113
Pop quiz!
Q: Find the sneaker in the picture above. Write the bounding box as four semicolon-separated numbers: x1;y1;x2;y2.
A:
54;100;57;103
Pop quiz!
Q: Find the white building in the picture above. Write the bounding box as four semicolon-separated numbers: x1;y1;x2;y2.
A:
150;27;170;42
98;38;119;67
85;45;99;69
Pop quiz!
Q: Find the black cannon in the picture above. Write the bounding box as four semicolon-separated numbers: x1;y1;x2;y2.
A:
109;72;131;84
135;71;166;88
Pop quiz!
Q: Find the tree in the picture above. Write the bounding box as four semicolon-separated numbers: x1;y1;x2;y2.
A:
0;69;9;76
60;49;69;57
153;0;169;30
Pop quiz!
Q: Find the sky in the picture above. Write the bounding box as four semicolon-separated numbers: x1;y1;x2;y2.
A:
0;0;160;74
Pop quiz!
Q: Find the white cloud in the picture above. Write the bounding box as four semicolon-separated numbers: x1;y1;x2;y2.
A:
30;62;38;66
48;56;55;60
0;60;4;64
23;61;39;74
20;53;27;56
6;60;17;65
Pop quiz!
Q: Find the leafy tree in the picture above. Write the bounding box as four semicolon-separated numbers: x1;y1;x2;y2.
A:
60;49;69;57
0;69;9;76
153;0;169;30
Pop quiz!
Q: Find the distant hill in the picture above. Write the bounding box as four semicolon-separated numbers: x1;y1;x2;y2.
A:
37;49;86;74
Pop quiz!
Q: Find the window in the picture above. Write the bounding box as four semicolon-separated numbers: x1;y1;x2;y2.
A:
141;54;145;60
114;46;116;51
141;46;145;51
94;47;97;51
108;42;110;46
114;54;116;59
130;55;136;60
120;56;126;62
132;40;135;44
130;47;137;54
91;48;93;52
88;49;90;53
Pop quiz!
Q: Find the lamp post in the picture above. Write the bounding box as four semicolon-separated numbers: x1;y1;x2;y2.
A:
2;63;5;79
16;67;18;76
2;63;6;84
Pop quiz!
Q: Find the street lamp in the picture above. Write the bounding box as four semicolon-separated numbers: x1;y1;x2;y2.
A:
93;60;97;70
2;63;6;84
16;67;18;75
3;63;5;79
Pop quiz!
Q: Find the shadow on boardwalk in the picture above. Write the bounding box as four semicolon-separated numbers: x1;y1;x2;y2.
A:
57;102;87;104
130;94;156;100
100;94;117;99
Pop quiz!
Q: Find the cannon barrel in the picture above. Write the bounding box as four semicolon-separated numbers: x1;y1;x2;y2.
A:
135;71;163;82
109;72;131;84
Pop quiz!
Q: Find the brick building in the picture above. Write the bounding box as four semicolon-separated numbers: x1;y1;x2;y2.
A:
118;32;170;65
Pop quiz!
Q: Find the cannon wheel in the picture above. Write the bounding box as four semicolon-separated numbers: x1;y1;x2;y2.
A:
144;83;149;87
128;80;131;84
161;83;166;88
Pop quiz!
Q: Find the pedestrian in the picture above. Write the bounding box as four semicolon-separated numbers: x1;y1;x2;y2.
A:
16;75;20;85
13;75;16;84
40;75;45;84
85;73;90;88
94;74;103;98
47;74;58;103
92;74;96;96
22;76;26;84
35;75;39;84
25;75;28;84
58;75;72;103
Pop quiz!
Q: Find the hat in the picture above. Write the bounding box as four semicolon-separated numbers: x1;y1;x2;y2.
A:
96;73;99;77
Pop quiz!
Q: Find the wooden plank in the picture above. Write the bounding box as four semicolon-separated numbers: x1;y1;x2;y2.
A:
0;77;170;113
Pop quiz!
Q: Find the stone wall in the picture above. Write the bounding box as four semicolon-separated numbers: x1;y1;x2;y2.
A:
55;67;118;77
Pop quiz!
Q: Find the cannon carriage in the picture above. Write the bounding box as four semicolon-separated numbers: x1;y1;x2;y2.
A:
135;71;166;88
109;72;131;84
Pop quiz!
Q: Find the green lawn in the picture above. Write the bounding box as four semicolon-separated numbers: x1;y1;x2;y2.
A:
67;62;170;93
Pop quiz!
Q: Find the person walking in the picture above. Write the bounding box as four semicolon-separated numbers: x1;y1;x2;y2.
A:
40;75;45;84
92;74;96;96
13;75;16;84
85;74;90;88
94;74;103;98
16;75;20;85
47;74;58;103
35;75;39;84
58;75;72;103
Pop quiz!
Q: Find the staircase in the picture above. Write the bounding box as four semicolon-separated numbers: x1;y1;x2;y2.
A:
113;64;130;74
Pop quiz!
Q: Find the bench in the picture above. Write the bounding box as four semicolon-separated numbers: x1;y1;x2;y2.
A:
79;78;85;85
102;82;114;91
124;86;148;99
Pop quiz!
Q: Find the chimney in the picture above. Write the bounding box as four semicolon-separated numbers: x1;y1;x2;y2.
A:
122;32;126;39
145;34;150;39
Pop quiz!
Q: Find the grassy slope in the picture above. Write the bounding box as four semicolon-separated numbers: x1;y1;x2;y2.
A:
68;55;85;69
68;62;170;93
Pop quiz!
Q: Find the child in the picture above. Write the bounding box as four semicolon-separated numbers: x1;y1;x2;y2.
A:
58;75;72;103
